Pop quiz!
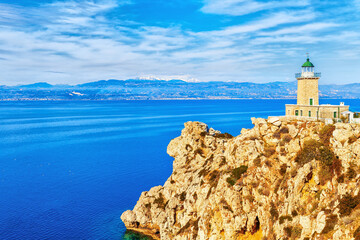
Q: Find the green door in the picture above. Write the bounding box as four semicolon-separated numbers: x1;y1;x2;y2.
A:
309;111;311;117
334;112;337;118
310;98;313;106
295;110;299;116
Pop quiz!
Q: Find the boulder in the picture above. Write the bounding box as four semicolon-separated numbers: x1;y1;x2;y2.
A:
268;117;281;127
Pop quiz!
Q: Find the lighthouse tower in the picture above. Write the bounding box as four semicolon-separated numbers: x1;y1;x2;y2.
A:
296;56;321;106
285;55;349;120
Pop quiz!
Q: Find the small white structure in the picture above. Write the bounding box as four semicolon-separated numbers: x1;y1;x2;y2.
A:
341;111;360;123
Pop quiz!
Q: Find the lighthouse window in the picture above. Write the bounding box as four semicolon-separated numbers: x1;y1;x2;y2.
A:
309;111;311;117
309;98;313;106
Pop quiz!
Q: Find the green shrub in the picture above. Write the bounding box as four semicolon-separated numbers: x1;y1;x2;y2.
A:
154;193;167;209
272;131;281;139
315;190;322;200
347;165;357;179
319;165;333;185
254;157;261;167
265;160;273;167
295;139;320;166
332;157;342;176
226;178;236;186
279;164;287;176
226;166;248;186
251;181;259;188
270;202;279;220
296;139;340;184
279;215;293;224
279;126;289;134
264;146;276;157
339;193;360;216
319;124;335;146
291;226;302;238
291;210;298;217
282;134;292;143
233;166;248;178
319;147;336;166
284;226;292;237
337;174;345;183
214;132;233;139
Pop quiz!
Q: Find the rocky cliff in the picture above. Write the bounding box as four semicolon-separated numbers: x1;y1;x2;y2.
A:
121;117;360;240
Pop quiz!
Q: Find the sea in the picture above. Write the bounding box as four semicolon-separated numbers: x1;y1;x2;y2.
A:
0;99;359;240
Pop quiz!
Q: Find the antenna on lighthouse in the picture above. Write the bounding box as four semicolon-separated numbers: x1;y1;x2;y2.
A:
306;52;309;59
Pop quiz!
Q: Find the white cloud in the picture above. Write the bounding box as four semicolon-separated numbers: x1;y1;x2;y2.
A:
47;0;120;15
257;22;339;36
201;0;309;16
202;11;315;37
0;0;359;85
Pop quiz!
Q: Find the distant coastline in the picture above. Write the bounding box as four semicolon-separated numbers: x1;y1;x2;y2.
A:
1;79;360;100
1;98;358;101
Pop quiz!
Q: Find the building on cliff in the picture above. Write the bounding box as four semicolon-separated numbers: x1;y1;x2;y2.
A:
285;56;351;122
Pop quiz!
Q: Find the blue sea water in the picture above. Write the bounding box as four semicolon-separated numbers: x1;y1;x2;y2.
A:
0;99;359;240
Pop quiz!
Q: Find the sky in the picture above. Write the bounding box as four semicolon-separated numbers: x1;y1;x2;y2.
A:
0;0;360;85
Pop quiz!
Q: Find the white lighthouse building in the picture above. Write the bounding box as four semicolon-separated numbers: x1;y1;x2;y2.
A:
286;56;349;120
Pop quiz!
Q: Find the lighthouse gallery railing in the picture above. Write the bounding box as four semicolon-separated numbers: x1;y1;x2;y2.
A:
295;72;321;78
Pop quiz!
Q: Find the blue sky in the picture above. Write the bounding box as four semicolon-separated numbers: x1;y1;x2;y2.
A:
0;0;359;85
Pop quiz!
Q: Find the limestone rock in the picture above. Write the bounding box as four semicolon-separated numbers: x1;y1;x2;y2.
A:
121;210;138;228
268;116;281;127
121;119;360;240
315;211;326;233
300;216;312;237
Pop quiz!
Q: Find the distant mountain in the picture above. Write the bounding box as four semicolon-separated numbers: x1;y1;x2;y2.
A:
18;82;53;88
0;79;359;100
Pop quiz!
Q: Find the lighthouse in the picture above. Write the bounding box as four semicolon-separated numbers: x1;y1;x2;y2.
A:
296;56;321;106
285;56;349;120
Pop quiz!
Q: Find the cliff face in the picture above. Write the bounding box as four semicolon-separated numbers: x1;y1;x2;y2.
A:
121;117;360;240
